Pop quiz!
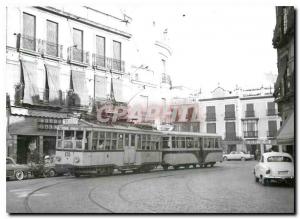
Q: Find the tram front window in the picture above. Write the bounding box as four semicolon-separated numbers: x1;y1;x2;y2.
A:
65;130;74;140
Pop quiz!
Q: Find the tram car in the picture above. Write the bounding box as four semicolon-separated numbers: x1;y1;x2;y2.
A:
55;120;223;177
161;131;223;170
55;120;162;176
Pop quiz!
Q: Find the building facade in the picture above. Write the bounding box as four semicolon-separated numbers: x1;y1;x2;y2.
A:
272;6;295;156
197;86;281;155
6;6;175;163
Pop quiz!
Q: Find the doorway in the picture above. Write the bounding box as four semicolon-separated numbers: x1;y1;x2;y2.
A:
17;135;38;164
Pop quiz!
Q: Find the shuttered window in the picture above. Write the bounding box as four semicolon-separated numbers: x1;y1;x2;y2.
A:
73;28;83;62
23;12;36;51
95;36;105;67
206;106;216;121
246;103;254;117
225;104;235;119
225;122;236;139
113;41;121;71
207;123;216;134
268;120;277;137
46;20;58;57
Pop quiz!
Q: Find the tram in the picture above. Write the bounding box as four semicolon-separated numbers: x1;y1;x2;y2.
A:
55;120;223;177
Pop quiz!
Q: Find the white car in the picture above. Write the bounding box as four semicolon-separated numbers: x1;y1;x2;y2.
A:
254;152;294;186
223;151;254;161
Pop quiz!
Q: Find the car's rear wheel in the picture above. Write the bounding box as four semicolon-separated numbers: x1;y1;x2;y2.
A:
260;176;268;186
48;169;56;177
15;170;24;180
241;157;246;161
223;156;228;161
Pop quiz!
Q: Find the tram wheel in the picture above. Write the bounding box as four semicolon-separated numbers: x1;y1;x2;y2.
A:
120;170;126;174
193;164;197;168
174;166;179;170
162;165;168;171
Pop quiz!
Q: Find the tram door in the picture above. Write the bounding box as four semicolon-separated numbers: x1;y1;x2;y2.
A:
123;134;136;165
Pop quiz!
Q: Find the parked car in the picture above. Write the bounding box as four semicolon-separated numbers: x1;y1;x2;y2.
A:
254;152;294;186
223;151;254;161
6;157;31;181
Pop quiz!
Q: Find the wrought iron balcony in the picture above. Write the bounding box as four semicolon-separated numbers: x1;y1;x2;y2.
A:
206;113;216;121
40;40;63;59
17;34;40;54
225;133;237;141
224;112;236;120
92;54;125;73
245;110;255;118
243;131;258;138
68;47;89;66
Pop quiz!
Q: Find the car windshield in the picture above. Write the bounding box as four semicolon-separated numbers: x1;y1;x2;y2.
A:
267;156;292;162
6;159;13;164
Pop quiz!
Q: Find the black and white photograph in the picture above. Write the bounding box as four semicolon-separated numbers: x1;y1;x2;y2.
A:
3;0;296;214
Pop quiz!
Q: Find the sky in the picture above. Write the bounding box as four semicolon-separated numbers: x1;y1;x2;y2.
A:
119;1;280;95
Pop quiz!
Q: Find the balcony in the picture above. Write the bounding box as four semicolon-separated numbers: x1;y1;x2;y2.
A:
17;34;40;56
206;113;216;121
92;54;125;73
225;133;237;141
267;109;277;116
243;131;258;138
40;40;63;60
267;130;277;138
224;112;235;120
68;47;89;66
245;110;255;118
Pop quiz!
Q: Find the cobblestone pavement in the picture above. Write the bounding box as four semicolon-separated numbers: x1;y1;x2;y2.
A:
6;160;294;213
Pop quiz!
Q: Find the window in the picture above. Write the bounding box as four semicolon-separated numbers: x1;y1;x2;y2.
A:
267;156;292;162
113;40;121;71
23;12;36;51
136;135;142;149
105;132;111;150
207;123;216;134
131;134;136;147
225;104;235;119
75;131;83;140
95;35;105;67
64;130;74;140
243;120;258;138
245;104;254;117
46;20;58;57
206;106;216;121
73;28;83;62
204;138;214;148
111;132;117;150
118;133;124;149
97;132;105;150
267;102;276;116
268;120;277;137
225;122;236;140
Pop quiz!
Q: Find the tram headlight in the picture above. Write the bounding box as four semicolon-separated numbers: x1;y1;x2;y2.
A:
74;157;80;163
56;156;61;162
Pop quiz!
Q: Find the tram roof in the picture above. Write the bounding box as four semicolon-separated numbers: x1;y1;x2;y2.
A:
57;119;162;134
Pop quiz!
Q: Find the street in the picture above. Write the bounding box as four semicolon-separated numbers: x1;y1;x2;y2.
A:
6;160;294;213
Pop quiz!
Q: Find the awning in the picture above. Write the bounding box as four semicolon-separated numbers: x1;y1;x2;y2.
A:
45;64;60;105
10;107;70;119
21;60;39;104
95;75;107;100
71;70;88;106
277;111;294;145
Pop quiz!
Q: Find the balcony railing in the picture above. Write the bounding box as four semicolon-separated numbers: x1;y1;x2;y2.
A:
224;112;235;120
267;130;277;138
225;133;237;141
18;34;39;54
41;40;63;59
206;113;216;121
68;47;89;66
244;131;258;138
245;110;255;118
92;54;125;73
267;109;277;116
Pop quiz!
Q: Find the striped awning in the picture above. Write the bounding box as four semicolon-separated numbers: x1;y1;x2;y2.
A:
71;70;89;106
21;60;39;104
45;64;60;105
10;107;69;119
